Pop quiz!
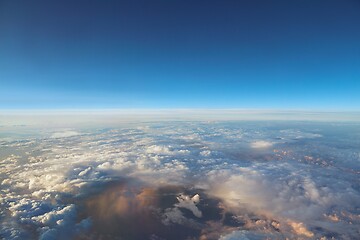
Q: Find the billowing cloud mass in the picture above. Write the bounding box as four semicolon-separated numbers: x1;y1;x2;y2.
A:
0;121;359;239
176;194;202;218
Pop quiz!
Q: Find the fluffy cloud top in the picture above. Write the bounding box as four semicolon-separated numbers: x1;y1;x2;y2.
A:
176;194;202;218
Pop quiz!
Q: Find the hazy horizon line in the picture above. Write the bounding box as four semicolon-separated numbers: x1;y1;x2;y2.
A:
1;109;359;126
1;108;360;114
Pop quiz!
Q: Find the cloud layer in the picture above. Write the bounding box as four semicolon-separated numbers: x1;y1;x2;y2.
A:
1;121;359;239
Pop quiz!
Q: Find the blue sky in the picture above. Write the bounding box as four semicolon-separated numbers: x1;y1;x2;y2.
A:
0;0;359;110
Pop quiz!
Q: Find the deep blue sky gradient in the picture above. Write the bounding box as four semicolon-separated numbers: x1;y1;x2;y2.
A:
0;0;359;109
